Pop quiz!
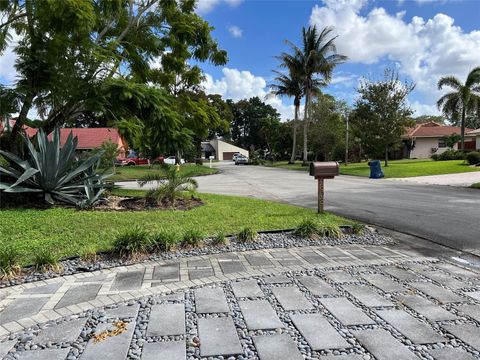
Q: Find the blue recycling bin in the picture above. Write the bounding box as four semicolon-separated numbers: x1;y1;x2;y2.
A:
368;160;384;179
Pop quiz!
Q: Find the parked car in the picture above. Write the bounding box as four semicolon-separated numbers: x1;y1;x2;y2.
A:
115;152;164;166
164;156;185;165
235;155;249;165
232;153;241;161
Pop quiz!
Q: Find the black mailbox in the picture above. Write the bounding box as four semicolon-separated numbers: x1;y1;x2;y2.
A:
309;161;339;179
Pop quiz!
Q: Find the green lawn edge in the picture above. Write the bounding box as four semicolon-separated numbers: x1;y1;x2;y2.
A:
470;182;480;189
265;159;479;178
0;190;352;266
109;163;219;182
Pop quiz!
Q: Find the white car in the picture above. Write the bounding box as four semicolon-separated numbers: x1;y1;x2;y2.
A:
164;156;185;165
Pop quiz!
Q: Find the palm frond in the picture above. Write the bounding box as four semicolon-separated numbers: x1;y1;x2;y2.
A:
438;76;462;90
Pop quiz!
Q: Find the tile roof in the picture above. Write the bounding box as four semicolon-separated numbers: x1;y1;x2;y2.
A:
23;127;124;149
404;122;474;138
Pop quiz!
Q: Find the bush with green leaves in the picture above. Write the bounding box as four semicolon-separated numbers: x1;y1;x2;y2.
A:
91;139;119;169
182;229;204;247
0;127;110;206
138;164;198;206
466;151;480;165
150;229;179;252
0;245;20;279
431;149;465;161
294;218;319;238
33;248;62;272
113;226;151;258
237;227;257;243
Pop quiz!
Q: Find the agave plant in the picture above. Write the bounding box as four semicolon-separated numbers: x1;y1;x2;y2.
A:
138;164;198;206
0;127;110;205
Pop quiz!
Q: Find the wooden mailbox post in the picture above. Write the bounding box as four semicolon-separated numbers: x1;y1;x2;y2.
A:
309;162;339;213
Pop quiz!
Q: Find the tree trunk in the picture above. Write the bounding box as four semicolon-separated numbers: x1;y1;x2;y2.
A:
460;106;465;151
9;92;34;153
289;104;299;164
302;88;310;165
385;145;389;167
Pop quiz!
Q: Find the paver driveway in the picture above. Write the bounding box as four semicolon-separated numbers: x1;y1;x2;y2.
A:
1;237;479;360
119;162;480;254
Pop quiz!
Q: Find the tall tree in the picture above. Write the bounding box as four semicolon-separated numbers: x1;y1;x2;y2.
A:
0;0;227;151
268;62;303;163
229;97;281;152
350;69;415;166
437;67;480;150
282;26;347;164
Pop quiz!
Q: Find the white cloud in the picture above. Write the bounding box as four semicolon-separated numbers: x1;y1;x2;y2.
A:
196;0;243;14
202;67;296;120
410;100;441;116
309;0;480;115
228;25;243;38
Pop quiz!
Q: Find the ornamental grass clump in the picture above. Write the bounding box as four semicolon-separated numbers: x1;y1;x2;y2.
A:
211;231;230;246
294;218;319;238
182;229;204;248
317;222;343;238
113;226;151;258
33;248;62;272
150;229;179;252
351;223;366;235
0;246;20;279
237;227;257;243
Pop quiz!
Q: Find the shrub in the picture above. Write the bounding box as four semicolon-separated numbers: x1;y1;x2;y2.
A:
138;164;198;206
351;223;366;235
466;151;480;165
150;229;179;252
294;218;319;238
0;245;20;279
182;229;204;247
237;227;257;243
211;231;230;246
113;226;151;258
431;149;465;161
317;222;343;238
0;127;111;206
33;249;62;272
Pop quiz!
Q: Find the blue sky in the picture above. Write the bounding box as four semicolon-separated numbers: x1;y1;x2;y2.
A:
197;0;480;119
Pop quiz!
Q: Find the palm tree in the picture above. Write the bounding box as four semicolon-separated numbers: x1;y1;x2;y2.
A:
268;64;303;164
138;164;198;206
437;67;480;151
284;26;347;164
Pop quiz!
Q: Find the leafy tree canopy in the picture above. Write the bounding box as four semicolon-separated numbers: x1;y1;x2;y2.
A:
350;68;415;166
0;0;227;153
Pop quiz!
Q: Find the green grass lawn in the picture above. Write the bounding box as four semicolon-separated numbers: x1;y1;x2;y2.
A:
267;159;479;178
0;189;351;265
470;182;480;189
109;163;218;181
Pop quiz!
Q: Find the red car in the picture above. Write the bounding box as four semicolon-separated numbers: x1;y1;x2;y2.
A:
115;152;164;166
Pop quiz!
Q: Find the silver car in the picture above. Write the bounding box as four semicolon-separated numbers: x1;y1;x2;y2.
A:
235;155;249;165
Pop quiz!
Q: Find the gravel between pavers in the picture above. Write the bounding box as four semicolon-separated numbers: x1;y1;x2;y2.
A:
2;259;479;360
0;227;394;288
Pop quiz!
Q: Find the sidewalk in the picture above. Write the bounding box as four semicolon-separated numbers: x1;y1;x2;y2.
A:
389;171;480;187
0;239;479;359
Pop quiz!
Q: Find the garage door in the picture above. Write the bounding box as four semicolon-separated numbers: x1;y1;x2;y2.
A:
223;152;236;160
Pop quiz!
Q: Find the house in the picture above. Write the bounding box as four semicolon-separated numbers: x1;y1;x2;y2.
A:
466;129;480;150
402;122;476;158
1;121;128;158
201;139;249;160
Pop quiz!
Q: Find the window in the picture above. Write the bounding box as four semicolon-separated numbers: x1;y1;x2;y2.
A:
438;138;446;148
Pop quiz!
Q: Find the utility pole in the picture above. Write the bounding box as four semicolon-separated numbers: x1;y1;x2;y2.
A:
345;112;349;166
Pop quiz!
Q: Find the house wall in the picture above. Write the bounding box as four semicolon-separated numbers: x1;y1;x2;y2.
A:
477;135;480;150
211;139;249;160
410;136;476;158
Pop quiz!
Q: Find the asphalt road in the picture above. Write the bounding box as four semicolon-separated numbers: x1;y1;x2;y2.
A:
119;162;480;254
